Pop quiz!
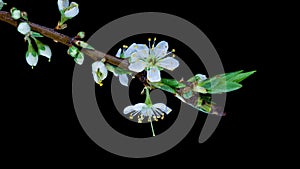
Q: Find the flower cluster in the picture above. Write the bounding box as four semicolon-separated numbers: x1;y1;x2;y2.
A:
91;38;179;87
11;7;52;68
56;0;79;30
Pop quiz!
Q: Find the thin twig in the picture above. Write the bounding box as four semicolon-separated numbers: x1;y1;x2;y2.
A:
0;11;129;69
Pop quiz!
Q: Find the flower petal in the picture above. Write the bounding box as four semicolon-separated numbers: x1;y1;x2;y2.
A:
128;60;146;72
74;52;84;65
57;0;69;11
153;103;172;115
119;74;129;87
123;43;136;58
116;48;122;58
154;41;168;59
195;74;207;81
39;45;52;59
17;22;31;35
157;57;179;71
147;67;161;82
123;105;135;115
64;2;79;18
92;61;107;82
26;52;38;67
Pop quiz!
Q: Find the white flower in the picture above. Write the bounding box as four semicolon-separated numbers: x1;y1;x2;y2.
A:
26;51;38;67
127;40;179;82
113;48;129;86
92;61;107;86
17;22;31;35
11;8;21;20
38;45;52;59
58;0;79;18
0;1;6;11
195;74;207;81
123;103;171;123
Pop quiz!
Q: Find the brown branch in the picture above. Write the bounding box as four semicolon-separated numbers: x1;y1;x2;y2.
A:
0;11;129;69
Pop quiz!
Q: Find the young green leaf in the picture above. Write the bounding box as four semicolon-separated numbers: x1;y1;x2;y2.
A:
161;78;186;88
150;82;176;94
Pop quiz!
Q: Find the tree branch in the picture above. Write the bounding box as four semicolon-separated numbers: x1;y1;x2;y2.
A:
0;11;129;69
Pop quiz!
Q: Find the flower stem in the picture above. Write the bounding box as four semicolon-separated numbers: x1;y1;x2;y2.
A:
144;87;152;106
149;115;156;137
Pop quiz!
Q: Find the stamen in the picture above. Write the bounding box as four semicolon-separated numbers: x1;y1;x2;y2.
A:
129;113;133;120
153;116;158;121
48;59;51;62
172;49;175;52
152;37;157;49
161;114;164;120
123;45;128;48
148;38;151;49
97;81;103;86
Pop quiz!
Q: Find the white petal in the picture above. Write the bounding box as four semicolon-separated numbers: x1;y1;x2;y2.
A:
57;0;69;11
133;103;147;112
116;48;122;58
123;105;135;115
92;72;99;83
135;44;149;58
64;2;79;18
157;57;179;71
147;67;161;82
113;72;118;76
92;61;105;72
17;22;31;35
153;103;172;115
26;52;38;66
91;61;107;82
119;74;129;87
128;60;146;72
75;55;84;65
195;74;207;81
123;43;137;57
39;45;52;59
154;41;168;59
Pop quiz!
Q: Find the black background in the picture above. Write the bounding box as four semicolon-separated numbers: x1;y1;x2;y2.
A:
0;0;283;165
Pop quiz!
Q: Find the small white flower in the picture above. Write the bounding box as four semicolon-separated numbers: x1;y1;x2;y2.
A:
123;102;171;123
92;61;107;86
26;51;38;67
127;40;179;82
0;0;6;11
113;48;129;86
38;45;52;59
11;8;21;20
17;22;31;35
195;74;207;81
58;0;79;18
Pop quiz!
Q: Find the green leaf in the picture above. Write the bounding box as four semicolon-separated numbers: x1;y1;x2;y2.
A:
67;46;79;58
183;90;193;99
77;31;85;39
150;82;176;94
31;31;43;38
75;40;94;49
229;70;256;83
193;86;207;93
161;78;186;88
105;64;131;75
208;81;242;94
